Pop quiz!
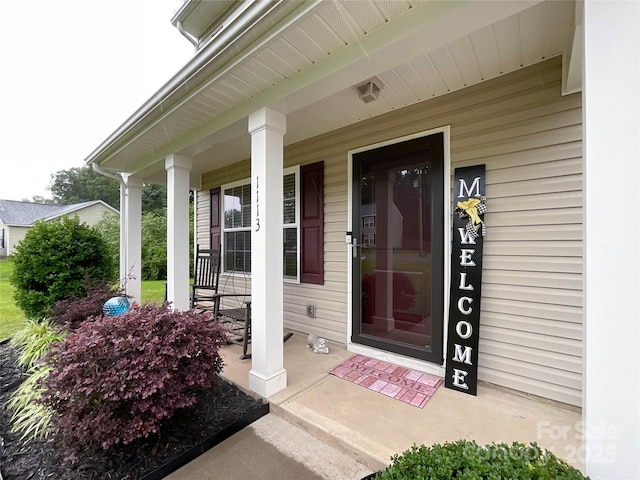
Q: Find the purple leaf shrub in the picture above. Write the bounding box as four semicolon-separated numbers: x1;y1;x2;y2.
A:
49;278;125;331
40;303;226;460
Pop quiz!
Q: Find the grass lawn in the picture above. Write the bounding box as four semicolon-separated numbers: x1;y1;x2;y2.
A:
0;258;26;341
141;280;166;305
0;257;167;341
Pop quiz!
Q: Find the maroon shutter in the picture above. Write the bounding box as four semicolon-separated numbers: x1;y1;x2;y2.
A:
300;161;324;284
210;187;221;251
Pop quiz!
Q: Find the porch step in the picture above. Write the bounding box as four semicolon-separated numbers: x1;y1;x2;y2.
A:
270;399;389;473
250;414;374;480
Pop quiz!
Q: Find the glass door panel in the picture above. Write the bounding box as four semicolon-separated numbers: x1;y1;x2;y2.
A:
352;134;443;363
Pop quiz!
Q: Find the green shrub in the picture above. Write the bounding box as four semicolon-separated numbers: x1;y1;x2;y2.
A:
94;212;120;272
10;318;66;369
375;440;589;480
141;210;167;281
95;204;195;281
40;303;227;462
10;216;115;319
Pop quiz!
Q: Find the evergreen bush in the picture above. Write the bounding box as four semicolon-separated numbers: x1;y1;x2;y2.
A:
375;440;589;479
10;216;115;319
40;303;226;461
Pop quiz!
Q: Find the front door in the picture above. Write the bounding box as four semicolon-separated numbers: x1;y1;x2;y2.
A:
352;133;444;363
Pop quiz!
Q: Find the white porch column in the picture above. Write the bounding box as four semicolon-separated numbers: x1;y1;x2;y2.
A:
248;107;287;397
123;175;142;304
584;1;640;478
118;182;127;287
165;154;192;311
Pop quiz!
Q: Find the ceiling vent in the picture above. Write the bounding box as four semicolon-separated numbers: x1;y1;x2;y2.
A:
355;77;384;103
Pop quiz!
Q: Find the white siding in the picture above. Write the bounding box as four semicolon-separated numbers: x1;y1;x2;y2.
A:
74;203;116;226
199;58;582;406
7;226;29;256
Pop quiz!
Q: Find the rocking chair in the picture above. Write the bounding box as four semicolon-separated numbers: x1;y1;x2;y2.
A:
212;264;253;360
190;245;221;311
189;245;251;359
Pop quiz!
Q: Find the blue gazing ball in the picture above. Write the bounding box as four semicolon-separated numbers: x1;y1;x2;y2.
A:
103;297;130;317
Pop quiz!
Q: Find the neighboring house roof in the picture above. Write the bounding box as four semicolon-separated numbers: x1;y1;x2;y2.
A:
0;199;118;227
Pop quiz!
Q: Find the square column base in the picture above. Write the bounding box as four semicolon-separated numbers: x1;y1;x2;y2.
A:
249;368;287;398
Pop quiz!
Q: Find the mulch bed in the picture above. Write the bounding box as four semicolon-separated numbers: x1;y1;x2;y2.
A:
0;339;268;480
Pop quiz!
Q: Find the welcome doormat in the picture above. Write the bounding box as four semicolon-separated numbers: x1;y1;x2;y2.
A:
329;355;442;408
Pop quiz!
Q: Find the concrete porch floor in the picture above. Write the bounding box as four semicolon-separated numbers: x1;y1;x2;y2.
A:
170;331;585;478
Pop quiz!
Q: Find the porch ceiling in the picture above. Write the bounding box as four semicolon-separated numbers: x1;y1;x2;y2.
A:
87;0;578;186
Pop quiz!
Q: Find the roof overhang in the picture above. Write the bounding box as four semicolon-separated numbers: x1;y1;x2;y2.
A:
171;0;251;49
86;0;582;187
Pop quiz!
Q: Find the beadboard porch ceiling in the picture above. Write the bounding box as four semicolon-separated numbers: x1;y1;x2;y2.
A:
87;0;580;185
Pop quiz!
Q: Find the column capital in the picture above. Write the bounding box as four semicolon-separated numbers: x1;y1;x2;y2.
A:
123;175;143;189
165;154;192;171
248;107;286;136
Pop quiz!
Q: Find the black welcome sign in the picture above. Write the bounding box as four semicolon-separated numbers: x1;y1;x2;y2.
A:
445;165;487;396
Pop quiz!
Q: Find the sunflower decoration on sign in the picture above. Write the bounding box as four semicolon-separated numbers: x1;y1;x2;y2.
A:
456;196;487;239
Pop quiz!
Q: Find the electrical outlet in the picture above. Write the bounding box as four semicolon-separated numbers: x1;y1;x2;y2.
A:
306;304;316;317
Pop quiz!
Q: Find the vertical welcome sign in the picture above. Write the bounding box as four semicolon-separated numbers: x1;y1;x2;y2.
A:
445;165;487;396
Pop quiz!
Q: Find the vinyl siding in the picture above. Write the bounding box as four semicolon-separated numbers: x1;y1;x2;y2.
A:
195;189;211;250
7;226;29;256
198;57;582;406
73;204;115;226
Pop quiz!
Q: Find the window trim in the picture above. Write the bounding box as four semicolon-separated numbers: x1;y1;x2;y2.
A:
220;166;301;283
221;179;252;274
283;166;300;283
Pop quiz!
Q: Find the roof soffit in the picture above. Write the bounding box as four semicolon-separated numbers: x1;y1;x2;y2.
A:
86;0;306;169
92;0;576;182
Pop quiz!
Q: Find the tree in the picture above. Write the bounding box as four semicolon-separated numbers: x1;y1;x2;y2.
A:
94;212;120;272
141;210;168;281
95;204;194;282
48;167;119;209
28;196;54;204
48;166;167;213
95;212;166;281
141;184;167;214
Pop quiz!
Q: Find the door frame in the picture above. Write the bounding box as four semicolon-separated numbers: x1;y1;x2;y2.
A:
346;126;451;377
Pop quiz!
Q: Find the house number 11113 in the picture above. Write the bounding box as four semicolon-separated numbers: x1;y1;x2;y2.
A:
255;176;260;232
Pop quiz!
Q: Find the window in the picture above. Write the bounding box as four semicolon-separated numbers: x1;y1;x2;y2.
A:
283;171;299;279
362;233;375;246
213;161;324;285
0;228;4;249
222;167;300;280
363;216;375;228
223;183;252;272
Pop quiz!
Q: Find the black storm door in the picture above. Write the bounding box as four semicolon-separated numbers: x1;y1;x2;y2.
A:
352;134;444;364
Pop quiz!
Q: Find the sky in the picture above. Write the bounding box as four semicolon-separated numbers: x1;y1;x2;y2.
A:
1;0;194;202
